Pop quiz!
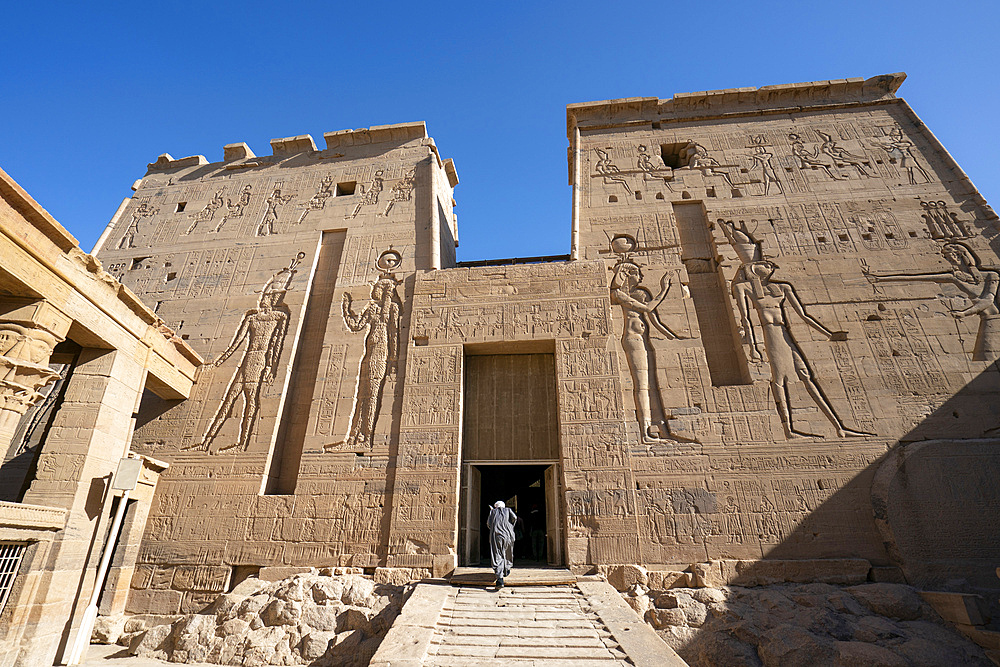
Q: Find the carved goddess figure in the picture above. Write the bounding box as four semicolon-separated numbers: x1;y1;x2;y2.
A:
610;258;681;442
339;273;401;449
191;254;303;454
867;242;1000;361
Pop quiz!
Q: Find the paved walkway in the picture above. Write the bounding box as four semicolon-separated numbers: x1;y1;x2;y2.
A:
426;585;630;665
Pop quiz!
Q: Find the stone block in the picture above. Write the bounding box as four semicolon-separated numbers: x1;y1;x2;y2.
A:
920;591;989;626
373;567;431;585
258;566;314;582
869;566;907;583
647;570;690;590
597;564;648;592
847;583;923;620
126;589;183;615
691;559;870;587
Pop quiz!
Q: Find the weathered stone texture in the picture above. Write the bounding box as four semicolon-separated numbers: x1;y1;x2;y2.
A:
76;76;1000;631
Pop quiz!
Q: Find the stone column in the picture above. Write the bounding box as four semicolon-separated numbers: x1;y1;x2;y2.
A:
0;299;71;452
17;347;146;667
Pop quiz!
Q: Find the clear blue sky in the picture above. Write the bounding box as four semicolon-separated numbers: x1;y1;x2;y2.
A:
3;1;997;261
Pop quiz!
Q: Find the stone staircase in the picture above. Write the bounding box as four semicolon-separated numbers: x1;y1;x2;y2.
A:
426;585;631;665
370;575;687;666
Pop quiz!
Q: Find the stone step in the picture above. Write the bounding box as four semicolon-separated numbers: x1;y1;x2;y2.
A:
437;618;597;628
432;645;626;660
425;659;630;666
450;567;578;587
370;581;688;667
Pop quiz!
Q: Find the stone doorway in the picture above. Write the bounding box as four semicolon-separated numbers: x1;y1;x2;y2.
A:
459;462;564;567
459;350;564;567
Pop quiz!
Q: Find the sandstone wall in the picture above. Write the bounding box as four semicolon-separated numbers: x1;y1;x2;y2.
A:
90;76;1000;615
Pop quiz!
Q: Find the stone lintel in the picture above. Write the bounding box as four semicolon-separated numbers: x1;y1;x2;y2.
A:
0;500;68;531
269;134;318;156
0;166;78;253
0;298;72;340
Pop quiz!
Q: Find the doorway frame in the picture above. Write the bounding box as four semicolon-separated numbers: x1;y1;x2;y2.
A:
459;459;565;567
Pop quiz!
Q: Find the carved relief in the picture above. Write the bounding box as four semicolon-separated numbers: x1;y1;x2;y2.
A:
297;175;334;223
256;184;295;236
383;169;416;216
721;220;873;438
789;132;845;181
350;170;384;218
746;138;783;195
184;188;225;235
594;148;632;195
118;197;159;249
0;304;69;448
635;145;673;187
920;200;972;240
874;126;930;185
608;234;691;443
866;242;1000;361
817;130;871;177
682;143;736;189
326;250;402;450
13;364;68;456
212;184;253;233
187;253;304;454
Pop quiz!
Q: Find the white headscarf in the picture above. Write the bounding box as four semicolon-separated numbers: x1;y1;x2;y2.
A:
494;500;505;509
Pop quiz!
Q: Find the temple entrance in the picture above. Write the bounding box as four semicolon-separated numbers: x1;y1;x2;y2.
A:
458;350;564;567
460;463;563;566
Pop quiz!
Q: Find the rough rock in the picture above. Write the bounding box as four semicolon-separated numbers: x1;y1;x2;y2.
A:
681;630;763;667
692;588;726;604
127;572;406;666
757;624;836;667
833;641;909;667
300;630;338;661
646;607;686;628
629;581;992;667
647;570;690;590
300;603;341;632
847;583;924;620
598;564;648;592
92;613;127;644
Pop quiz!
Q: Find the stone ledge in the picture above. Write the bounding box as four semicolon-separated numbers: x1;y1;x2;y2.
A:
369;583;449;666
690;558;872;588
146;153;209;171
576;579;688;667
568;72;906;132
0;500;67;531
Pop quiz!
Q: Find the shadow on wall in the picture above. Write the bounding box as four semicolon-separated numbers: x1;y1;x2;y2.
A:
742;360;1000;602
662;363;1000;665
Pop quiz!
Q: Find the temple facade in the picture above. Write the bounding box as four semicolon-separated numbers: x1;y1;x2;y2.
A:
2;73;999;662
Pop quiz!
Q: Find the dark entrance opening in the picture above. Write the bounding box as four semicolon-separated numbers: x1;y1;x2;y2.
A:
476;464;548;566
